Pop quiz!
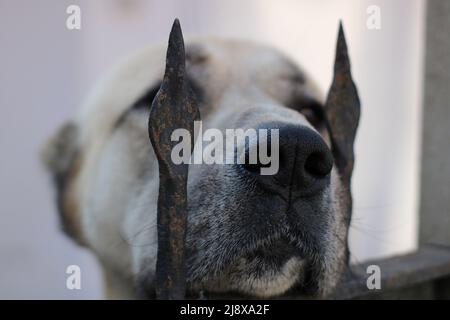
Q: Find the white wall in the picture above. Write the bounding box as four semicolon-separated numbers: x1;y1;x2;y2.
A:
0;0;425;298
0;0;102;298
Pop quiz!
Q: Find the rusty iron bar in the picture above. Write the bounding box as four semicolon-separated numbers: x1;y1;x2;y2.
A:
324;22;361;184
148;19;200;299
323;23;361;252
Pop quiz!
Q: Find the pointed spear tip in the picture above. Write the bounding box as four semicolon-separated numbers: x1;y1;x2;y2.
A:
169;18;183;43
337;20;347;50
333;20;350;73
338;20;344;34
164;18;185;77
172;18;181;32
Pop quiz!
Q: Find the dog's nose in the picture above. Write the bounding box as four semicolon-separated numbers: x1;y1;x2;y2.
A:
243;123;333;197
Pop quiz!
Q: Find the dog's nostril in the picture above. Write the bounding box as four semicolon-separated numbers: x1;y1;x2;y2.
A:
304;151;333;178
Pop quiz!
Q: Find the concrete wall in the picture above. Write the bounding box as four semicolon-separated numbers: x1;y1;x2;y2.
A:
419;0;450;246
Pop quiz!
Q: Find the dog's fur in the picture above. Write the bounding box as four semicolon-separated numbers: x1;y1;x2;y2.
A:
43;34;358;299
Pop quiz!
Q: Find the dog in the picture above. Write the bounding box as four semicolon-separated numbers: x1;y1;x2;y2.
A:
42;20;360;299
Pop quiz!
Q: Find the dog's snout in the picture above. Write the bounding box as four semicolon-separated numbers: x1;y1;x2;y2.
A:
243;123;333;197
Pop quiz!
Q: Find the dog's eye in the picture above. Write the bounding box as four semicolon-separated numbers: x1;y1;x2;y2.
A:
115;77;202;129
291;98;326;130
130;83;162;111
300;105;324;129
113;83;162;128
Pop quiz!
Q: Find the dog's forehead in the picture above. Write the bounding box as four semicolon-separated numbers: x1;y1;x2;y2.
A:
188;39;296;72
186;38;307;91
75;38;316;150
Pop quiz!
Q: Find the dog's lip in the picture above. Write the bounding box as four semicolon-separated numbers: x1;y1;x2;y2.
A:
242;236;304;262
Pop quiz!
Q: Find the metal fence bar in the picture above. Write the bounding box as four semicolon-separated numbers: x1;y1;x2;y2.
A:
330;245;450;299
148;19;200;299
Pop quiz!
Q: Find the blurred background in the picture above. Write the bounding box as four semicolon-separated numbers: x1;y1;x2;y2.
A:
0;0;426;298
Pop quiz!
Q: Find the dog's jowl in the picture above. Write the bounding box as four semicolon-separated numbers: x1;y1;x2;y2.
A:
42;20;360;299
